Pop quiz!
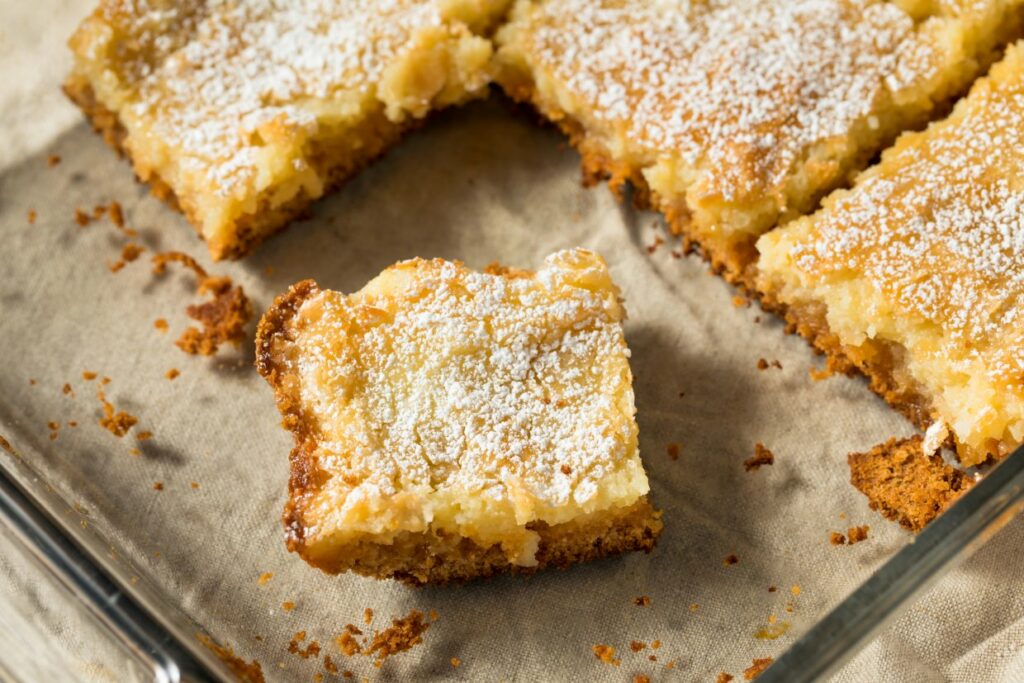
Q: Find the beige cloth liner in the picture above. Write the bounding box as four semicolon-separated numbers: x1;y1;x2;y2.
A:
0;2;1021;681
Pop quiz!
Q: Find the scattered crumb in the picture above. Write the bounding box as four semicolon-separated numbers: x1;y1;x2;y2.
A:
366;610;430;665
109;242;145;272
197;634;265;683
257;572;273;586
155;318;170;332
342;673;353;679
592;645;620;667
772;360;782;369
809;367;833;381
27;209;37;225
282;601;295;612
287;631;321;659
732;295;749;308
92;204;106;219
745;443;775;471
363;608;374;625
646;235;664;254
689;603;700;612
47;421;60;441
847;525;870;545
839;512;847;519
166;368;180;381
68;421;78;428
666;442;680;460
757;358;769;370
849;436;973;532
28;379;36;386
450;657;460;668
830;532;847;545
560;464;573;475
74;208;92;227
744;657;774;680
665;659;677;670
648;655;658;662
633;675;651;683
718;674;735;683
153;482;164;491
323;656;339;674
48;154;61;167
670;249;683;259
755;621;790;640
62;383;74;397
651;640;661;650
723;554;739;566
82;371;97;381
335;625;363;657
768;586;777;593
136;431;153;441
429;609;439;621
630;641;645;653
634;596;651;607
753;315;761;323
191;481;200;489
791;585;801;596
129;447;141;456
314;674;323;683
97;390;138;438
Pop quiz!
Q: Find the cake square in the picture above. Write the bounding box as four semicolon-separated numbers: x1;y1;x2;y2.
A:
256;249;662;584
494;0;1024;284
757;43;1024;467
65;0;509;260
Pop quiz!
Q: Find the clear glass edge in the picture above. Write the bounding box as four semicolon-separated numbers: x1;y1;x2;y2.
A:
2;421;1023;682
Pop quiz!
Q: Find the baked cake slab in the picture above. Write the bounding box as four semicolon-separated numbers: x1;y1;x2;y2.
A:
494;0;1024;285
65;0;510;260
256;249;662;585
758;42;1024;467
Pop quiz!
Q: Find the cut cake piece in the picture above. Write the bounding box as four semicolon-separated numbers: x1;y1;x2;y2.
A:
757;42;1024;467
65;0;510;260
494;0;1024;285
255;249;662;585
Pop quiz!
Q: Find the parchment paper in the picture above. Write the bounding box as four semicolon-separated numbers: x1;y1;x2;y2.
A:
2;3;1023;681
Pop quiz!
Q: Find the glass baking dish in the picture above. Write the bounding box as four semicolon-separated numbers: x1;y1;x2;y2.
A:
2;99;1022;682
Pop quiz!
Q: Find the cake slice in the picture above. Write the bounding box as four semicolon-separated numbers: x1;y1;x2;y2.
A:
64;0;509;260
757;43;1024;467
255;249;662;585
494;0;1024;285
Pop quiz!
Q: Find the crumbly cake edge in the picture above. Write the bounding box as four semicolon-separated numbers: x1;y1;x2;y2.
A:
494;84;760;289
63;76;416;261
255;278;662;586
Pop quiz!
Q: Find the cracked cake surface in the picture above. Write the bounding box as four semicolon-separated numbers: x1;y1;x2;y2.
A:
758;42;1024;467
494;0;1024;283
256;249;661;584
65;0;510;259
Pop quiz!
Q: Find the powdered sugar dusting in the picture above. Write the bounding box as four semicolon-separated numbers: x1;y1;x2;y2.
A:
295;249;642;515
507;0;946;202
95;0;469;194
791;46;1024;389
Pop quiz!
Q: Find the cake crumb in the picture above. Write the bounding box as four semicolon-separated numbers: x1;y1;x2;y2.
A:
97;390;138;437
744;657;774;680
27;209;37;225
630;641;645;652
732;295;749;308
634;595;651;607
62;383;74;397
153;482;163;491
744;443;775;471
191;481;200;489
47;421;60;441
323;655;339;674
560;464;573;475
651;640;661;650
282;601;295;611
109;243;145;272
633;675;651;683
849;436;972;532
665;659;677;669
429;609;439;621
649;655;658;662
768;586;777;593
755;621;790;640
791;585;801;596
450;657;461;668
155;318;169;332
74;208;91;227
166;368;180;380
82;371;97;381
366;610;430;664
723;554;739;566
592;645;620;666
717;674;735;683
68;421;78;428
257;572;273;585
129;447;141;456
847;525;869;544
830;532;847;545
47;154;61;167
666;443;680;460
335;625;363;657
197;634;265;683
28;379;36;386
757;358;769;370
363;608;374;625
135;431;153;441
646;235;664;254
287;632;321;659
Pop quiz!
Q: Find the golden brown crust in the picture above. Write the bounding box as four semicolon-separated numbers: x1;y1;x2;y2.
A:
848;436;973;532
499;84;760;289
63;78;413;260
757;284;935;433
255;278;662;585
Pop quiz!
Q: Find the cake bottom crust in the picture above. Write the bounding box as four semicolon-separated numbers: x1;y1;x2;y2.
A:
499;89;761;290
63;77;414;261
298;497;663;587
